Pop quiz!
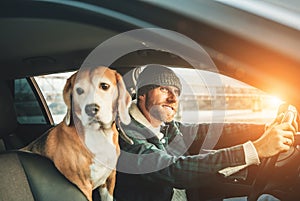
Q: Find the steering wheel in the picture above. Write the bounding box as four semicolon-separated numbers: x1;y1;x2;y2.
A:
248;143;300;201
248;105;298;201
247;154;279;201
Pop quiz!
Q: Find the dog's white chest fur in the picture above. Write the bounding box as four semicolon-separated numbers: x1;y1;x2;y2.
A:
90;158;114;189
84;128;118;188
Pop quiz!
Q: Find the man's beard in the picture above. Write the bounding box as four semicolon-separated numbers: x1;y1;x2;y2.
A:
145;96;176;123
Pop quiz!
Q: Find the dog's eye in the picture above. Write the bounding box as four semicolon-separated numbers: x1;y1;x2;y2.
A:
76;87;84;95
100;83;110;90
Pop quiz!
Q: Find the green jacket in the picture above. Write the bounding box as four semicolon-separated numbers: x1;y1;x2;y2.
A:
114;107;264;201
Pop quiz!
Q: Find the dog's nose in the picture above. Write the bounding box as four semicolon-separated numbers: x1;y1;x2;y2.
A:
85;104;100;117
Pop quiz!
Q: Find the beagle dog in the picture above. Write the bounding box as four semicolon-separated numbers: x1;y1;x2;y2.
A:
22;66;133;201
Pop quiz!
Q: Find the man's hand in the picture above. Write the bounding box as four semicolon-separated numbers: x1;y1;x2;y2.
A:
253;121;296;159
265;104;298;131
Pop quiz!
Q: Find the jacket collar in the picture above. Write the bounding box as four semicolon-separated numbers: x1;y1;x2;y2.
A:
129;102;164;140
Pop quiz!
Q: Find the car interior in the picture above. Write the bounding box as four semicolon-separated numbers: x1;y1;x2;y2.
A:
1;1;300;201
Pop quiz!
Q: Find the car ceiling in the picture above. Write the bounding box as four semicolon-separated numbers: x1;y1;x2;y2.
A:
1;0;300;108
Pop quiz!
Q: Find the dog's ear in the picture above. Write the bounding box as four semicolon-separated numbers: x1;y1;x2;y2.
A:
63;72;77;126
115;72;131;125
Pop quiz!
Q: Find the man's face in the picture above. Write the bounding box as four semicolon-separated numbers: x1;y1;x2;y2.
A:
144;86;179;123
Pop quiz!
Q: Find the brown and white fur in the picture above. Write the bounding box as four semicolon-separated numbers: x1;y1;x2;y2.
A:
22;66;132;201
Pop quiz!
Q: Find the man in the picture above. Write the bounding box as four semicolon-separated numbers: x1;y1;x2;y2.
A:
114;64;296;201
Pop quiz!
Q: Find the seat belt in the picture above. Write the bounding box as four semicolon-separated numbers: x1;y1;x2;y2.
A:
0;152;35;201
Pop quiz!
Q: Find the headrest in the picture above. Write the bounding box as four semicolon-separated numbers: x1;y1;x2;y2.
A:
0;81;17;138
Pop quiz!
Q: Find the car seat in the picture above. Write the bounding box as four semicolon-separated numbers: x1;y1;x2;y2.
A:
0;80;88;201
0;151;88;201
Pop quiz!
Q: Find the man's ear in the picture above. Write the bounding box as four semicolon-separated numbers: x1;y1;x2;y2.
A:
138;93;146;104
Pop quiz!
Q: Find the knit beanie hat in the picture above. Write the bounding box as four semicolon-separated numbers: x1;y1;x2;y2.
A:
136;64;182;96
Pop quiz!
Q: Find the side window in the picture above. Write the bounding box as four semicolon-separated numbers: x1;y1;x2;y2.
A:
14;78;47;124
34;71;75;124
